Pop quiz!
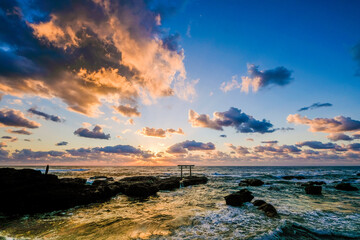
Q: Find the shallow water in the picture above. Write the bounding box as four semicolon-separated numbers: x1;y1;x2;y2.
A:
0;166;359;239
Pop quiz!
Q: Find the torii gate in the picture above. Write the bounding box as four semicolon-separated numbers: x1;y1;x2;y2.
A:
178;165;194;178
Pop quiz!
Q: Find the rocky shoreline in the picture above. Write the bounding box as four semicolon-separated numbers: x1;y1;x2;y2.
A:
0;168;208;216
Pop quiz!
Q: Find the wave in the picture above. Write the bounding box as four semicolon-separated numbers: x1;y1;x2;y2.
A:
255;220;360;240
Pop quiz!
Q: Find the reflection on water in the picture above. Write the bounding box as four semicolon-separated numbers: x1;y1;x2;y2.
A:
0;166;359;239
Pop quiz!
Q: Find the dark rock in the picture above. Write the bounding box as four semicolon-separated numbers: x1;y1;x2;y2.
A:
301;181;326;187
120;181;159;198
224;189;254;206
157;177;181;190
258;203;278;217
120;176;159;182
357;173;360;176
252;199;266;206
282;176;305;180
239;178;264;186
335;183;358;191
182;176;208;187
305;185;322;195
59;178;86;185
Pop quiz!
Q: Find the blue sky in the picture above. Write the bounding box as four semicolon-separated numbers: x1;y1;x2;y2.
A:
0;0;360;165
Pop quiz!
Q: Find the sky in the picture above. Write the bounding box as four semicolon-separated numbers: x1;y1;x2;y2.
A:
0;0;360;166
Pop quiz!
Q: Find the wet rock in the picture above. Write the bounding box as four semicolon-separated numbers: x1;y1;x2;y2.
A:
357;173;360;176
0;168;116;216
252;199;266;206
282;176;305;180
120;181;159;198
182;176;208;187
301;181;326;187
224;189;254;206
305;185;322;195
239;178;264;186
157;177;181;190
258;203;278;217
59;178;86;185
335;183;358;191
120;176;159;183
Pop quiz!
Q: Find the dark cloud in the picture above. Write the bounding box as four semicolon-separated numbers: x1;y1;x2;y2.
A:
296;141;345;151
167;140;215;154
1;136;17;142
56;141;68;146
67;144;152;158
326;133;354;141
28;107;62;122
298;102;332;112
0;0;188;116
114;105;141;117
74;125;110;140
7;128;32;135
254;144;301;153
348;143;360;151
0;108;40;128
12;149;65;159
95;145;142;155
240;64;293;92
189;107;275;134
261;140;278;144
219;134;227;138
288;114;360;133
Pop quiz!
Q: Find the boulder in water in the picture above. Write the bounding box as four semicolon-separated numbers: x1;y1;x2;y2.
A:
282;176;305;180
301;181;326;187
239;178;264;186
157;177;181;190
258;203;278;217
224;189;254;206
305;185;322;195
182;176;208;186
335;183;358;191
252;199;266;206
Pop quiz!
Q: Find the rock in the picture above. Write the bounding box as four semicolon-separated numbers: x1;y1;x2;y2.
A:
305;185;322;195
182;176;208;187
224;189;254;206
252;199;266;206
59;178;86;185
301;181;326;187
157;177;181;190
239;178;264;186
357;173;360;176
258;203;278;217
120;176;159;182
120;181;159;198
282;176;305;180
335;183;358;191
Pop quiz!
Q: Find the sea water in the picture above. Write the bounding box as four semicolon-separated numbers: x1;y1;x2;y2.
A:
0;166;359;240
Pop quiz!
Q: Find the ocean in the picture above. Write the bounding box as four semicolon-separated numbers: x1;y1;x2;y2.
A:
0;166;359;239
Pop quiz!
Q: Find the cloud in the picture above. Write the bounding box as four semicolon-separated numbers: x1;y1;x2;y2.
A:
296;141;342;150
12;149;65;159
240;64;293;93
74;125;110;140
138;127;184;138
246;138;254;141
189;107;275;133
167;140;215;154
56;141;68;146
261;140;278;144
326;133;354;141
220;134;227;138
0;0;192;116
0;108;40;128
348;143;360;152
114;105;141;117
27;107;63;122
7;128;32;135
287;114;360;133
298;102;332;112
1;136;17;142
220;75;241;93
